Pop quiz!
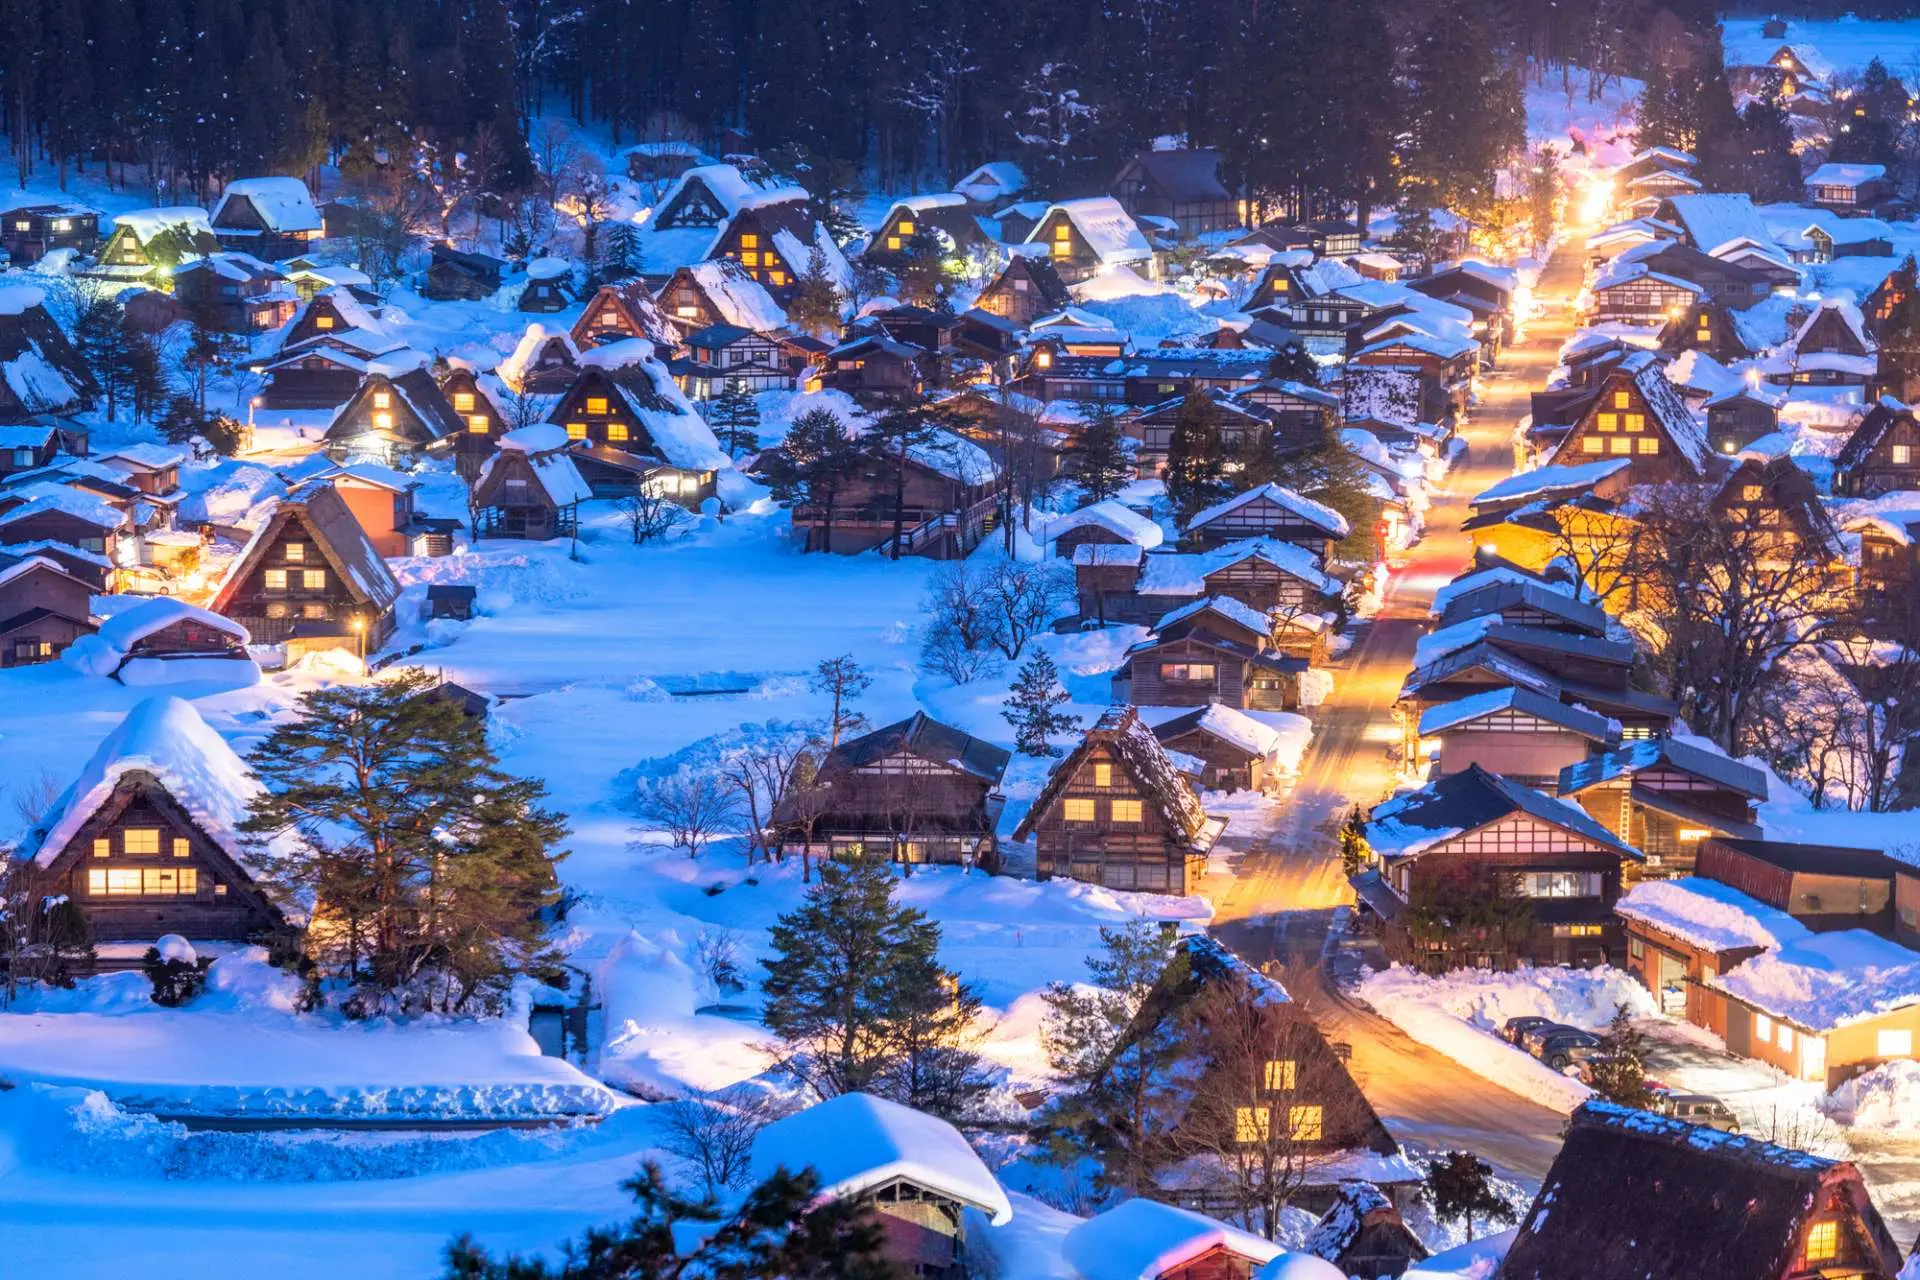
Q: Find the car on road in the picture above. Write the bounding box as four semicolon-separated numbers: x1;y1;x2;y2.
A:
1653;1092;1741;1133
1519;1021;1578;1057
1536;1028;1603;1071
1501;1016;1556;1047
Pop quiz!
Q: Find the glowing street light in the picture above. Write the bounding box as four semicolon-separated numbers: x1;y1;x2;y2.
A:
349;614;366;661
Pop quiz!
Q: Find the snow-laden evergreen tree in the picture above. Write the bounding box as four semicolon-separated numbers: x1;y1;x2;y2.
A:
760;407;861;552
1069;402;1134;503
1164;392;1231;525
704;379;762;458
1009;60;1099;189
785;245;844;340
1002;651;1078;757
1421;1151;1515;1243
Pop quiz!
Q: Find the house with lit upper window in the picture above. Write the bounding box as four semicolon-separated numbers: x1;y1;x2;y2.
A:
1549;351;1709;482
437;365;510;479
322;367;467;466
1557;737;1767;879
654;260;790;337
0;201;101;264
1835;398;1920;497
15;695;289;958
569;280;677;350
209;177;323;261
208;479;400;647
1500;1101;1908;1280
540;343;730;506
1020;197;1158;285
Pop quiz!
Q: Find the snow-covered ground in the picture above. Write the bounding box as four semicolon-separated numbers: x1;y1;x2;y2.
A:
1722;14;1920;79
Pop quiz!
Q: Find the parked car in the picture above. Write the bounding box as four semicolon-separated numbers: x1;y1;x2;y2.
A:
1520;1022;1577;1056
1502;1016;1556;1047
1536;1028;1602;1071
1654;1092;1741;1133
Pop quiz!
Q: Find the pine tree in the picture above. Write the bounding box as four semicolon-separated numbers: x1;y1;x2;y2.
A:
1164;393;1231;526
1400;0;1525;228
1338;805;1372;877
1421;1151;1515;1243
242;668;568;1014
1830;59;1902;168
760;407;860;552
704;379;762;457
785;245;844;339
893;230;947;308
1068;402;1133;502
1874;257;1920;401
1002;651;1079;757
1585;1003;1656;1109
868;402;942;560
1731;100;1802;203
443;1162;902;1280
761;858;983;1105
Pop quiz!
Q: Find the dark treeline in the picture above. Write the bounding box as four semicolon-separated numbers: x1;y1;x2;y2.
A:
3;0;1727;211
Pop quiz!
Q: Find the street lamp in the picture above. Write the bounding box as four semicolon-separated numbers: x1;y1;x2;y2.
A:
349;614;365;661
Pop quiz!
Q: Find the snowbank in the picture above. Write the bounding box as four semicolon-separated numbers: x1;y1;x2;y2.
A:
1353;964;1655;1114
1826;1060;1920;1136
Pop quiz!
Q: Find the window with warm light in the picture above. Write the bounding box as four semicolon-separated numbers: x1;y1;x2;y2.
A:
1093;763;1112;788
1160;662;1216;681
264;568;288;591
1612;391;1630;408
1697;326;1711;342
769;270;787;286
1110;799;1143;824
453;392;475;412
1063;798;1096;822
373;391;391;409
1894;444;1913;465
315;314;335;330
676;304;697;318
173;838;191;858
586;396;609;415
284;541;306;561
886;237;901;251
374;411;393;430
740;233;759;249
566;422;587;440
1035;350;1053;368
1805;1221;1838;1263
93;839;109;858
607;422;630;442
1581;437;1604;453
742;251;760;267
898;219;916;236
1610;437;1632;455
1264;1059;1297;1091
1741;485;1764;502
303;569;326;590
1288;1105;1323;1141
123;828;160;855
1636;437;1659;455
1234;1106;1270;1144
1624;414;1645;432
1598;414;1618;432
468;414;489;433
1051;240;1070;258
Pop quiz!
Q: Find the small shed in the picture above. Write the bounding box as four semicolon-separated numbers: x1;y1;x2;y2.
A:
517;257;572;313
1064;1199;1282;1280
426;585;477;621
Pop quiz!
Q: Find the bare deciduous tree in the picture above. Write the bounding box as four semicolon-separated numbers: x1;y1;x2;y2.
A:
808;656;872;747
635;768;740;858
721;725;814;865
660;1085;789;1196
984;558;1071;660
617;483;689;545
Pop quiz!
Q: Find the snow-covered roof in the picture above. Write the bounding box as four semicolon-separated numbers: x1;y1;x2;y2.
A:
1154;594;1276;641
484;425;592;507
0;488;123;531
1354;330;1477;361
94;442;188;473
21;696;286;873
1659;194;1772;254
1367;766;1638;863
1616;877;1810;956
683;260;789;332
525;256;570;281
1138;537;1341;600
906;430;998;484
0;283;47;316
748;1093;1011;1224
113;206;213;242
953;161;1025;203
1417;685;1616;742
1063;1199;1282;1280
1429;564;1571;616
1757;204;1893;250
95;598;248;653
498;323;581;389
1771;42;1837;80
1156;700;1289;759
1027;197;1154;268
1712;930;1920;1033
1471;458;1632;506
1042;499;1164;549
599;356;734;472
214;177;321;234
1184;482;1350;539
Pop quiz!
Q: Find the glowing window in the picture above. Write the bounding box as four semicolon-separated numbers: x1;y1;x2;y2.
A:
1288;1105;1324;1141
566;422;587;440
1612;390;1630;408
586;396;609;415
1624;413;1645;432
303;569;326;589
1742;485;1764;502
607;422;630;442
1696;327;1711;342
742;251;760;267
264;568;288;590
1093;763;1112;788
1264;1060;1297;1091
1598;413;1618;432
1054;223;1071;241
315;315;335;330
173;838;191;858
1234;1106;1270;1144
739;233;759;249
284;542;305;562
1610;437;1632;455
1063;798;1096;822
122;829;161;855
468;414;489;433
92;839;110;858
373;391;391;409
1581;437;1604;454
453;392;475;412
898;219;916;236
1895;444;1913;465
1805;1222;1837;1263
1636;437;1659;455
886;237;901;251
1051;240;1070;258
1110;799;1143;824
676;304;698;318
373;411;393;430
769;270;786;286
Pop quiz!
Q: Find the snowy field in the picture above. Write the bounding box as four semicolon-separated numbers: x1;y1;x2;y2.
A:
1723;14;1920;78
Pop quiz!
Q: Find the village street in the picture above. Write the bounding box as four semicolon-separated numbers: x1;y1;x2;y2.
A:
1211;245;1585;1183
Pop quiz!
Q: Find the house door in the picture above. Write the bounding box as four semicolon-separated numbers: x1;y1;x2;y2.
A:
1801;1034;1826;1084
1655;950;1687;1015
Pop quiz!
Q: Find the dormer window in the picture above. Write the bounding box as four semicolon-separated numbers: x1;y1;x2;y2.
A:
898;219;916;236
453;392;475;412
586;397;609;415
372;391;391;409
315;314;335;330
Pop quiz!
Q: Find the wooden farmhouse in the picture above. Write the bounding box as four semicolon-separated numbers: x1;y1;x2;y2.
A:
256;330;414;412
1063;1199;1282;1280
1040;500;1165;559
1;201;101;264
708;197;847;300
0;490;126;568
1806;162;1897;212
1704;383;1784;456
208;480;401;647
322;367;466;466
1021;197;1157;285
438;366;510;479
748;1093;1010;1280
790;429;997;557
17;695;288;953
209;178;322;261
292;460;454;559
570;280;676;349
1073;537;1342;629
819;334;927;400
471;425;590;541
1557;737;1767;878
84;208;221;287
514;258;570;313
1849;504;1920;623
674;324;803;398
498;324;582;395
0;423;76;481
973;253;1072;328
542;353;730;505
1758;299;1878;394
69;599;253;685
1499;1101;1908;1280
0;289;98;417
423;243;506;301
1111;148;1241;238
168;252;299;332
1550;353;1710;483
1360;764;1642;971
1301;1182;1427;1278
1150;702;1294;792
1183;482;1349;556
1660;298;1755;364
1418;686;1620;788
1115;598;1312;711
773;712;1011;868
1013;705;1224;895
0;549;95;666
1835;398;1920;497
864;194;997;266
655;260;790;335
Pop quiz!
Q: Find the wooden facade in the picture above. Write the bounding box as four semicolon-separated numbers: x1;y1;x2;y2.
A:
1013;706;1222;895
0;552;95;666
543;365;721;505
438;367;508;480
1111;149;1240;238
774;712;1010;869
708;201;816;297
1555;361;1705;482
1;203;100;263
973;254;1072;328
423;244;505;300
470;441;582;541
208;481;401;647
1835;400;1920;497
322;369;465;465
1183;483;1345;556
790;441;996;558
1118;626;1306;712
570;281;673;349
1558;740;1767;879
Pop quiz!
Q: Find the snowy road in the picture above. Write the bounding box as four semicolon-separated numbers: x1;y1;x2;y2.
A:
1213;244;1588;1186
